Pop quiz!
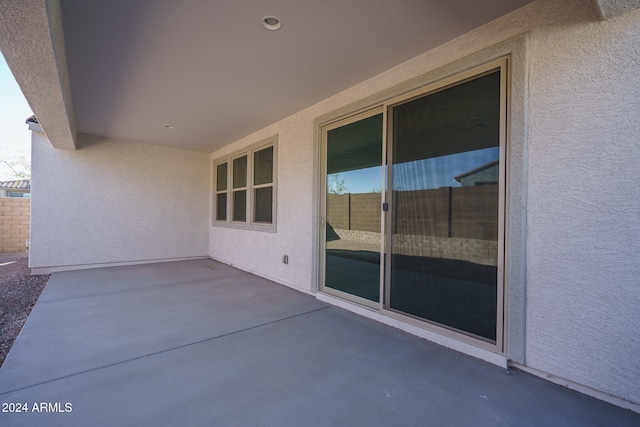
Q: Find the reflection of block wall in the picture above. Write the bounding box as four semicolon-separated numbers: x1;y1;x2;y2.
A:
327;228;498;266
394;188;450;237
0;197;30;253
326;193;381;232
327;186;498;241
326;194;350;230
350;193;381;232
333;229;380;245
330;228;497;266
391;234;498;266
451;186;498;240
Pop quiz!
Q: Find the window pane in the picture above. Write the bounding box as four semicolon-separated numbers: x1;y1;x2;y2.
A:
216;193;227;221
254;187;273;223
254;146;273;185
233;190;247;222
325;113;383;303
233;156;247;189
389;70;500;341
216;163;227;191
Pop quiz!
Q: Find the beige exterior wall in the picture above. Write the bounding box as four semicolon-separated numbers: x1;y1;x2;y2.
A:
30;132;210;271
0;197;29;253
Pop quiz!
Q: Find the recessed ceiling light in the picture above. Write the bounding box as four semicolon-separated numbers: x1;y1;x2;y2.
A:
164;125;174;129
262;15;281;31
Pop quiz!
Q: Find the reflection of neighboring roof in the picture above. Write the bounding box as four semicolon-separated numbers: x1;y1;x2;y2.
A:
454;159;499;182
25;115;38;124
0;180;30;190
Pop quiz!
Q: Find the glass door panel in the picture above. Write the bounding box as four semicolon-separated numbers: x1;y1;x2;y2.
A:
324;113;383;303
388;71;502;341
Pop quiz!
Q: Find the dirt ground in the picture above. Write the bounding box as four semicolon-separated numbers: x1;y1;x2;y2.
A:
0;253;49;367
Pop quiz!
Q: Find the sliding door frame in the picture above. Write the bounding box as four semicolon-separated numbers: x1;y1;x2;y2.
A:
381;58;508;353
318;57;510;354
319;106;385;309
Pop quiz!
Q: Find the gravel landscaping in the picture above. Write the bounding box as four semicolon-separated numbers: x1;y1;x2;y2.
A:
0;253;49;367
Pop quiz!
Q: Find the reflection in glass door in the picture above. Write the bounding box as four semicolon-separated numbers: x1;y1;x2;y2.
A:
320;61;506;347
387;69;503;342
323;112;383;303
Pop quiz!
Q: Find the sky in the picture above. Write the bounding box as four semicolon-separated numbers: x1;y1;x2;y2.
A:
0;52;34;180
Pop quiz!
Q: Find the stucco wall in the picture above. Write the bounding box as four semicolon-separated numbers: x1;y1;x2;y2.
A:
209;123;315;293
209;0;640;406
31;132;209;270
525;4;640;405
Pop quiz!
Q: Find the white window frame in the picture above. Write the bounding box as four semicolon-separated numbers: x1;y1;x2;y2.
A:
231;153;249;223
214;161;228;222
212;136;277;232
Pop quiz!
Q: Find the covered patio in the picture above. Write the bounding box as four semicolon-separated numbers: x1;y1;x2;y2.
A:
0;259;637;426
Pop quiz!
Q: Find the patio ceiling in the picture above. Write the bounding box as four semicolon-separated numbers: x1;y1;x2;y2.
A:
2;0;547;151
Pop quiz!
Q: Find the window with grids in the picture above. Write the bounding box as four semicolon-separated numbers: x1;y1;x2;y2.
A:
213;137;276;231
215;162;228;221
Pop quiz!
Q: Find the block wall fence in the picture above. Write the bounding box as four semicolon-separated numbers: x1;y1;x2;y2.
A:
326;186;498;240
326;187;499;266
0;197;30;253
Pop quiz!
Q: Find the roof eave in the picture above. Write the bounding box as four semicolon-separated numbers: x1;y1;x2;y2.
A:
0;0;77;149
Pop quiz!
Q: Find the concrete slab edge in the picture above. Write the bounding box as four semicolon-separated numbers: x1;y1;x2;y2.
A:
510;362;640;414
316;292;508;368
30;256;211;275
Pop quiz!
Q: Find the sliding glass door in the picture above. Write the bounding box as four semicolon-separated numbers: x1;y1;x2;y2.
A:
386;69;503;342
322;111;383;304
321;59;506;347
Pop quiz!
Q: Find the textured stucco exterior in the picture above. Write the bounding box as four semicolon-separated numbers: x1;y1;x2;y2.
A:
209;0;640;408
525;5;640;405
0;0;77;149
30;132;209;271
209;121;316;294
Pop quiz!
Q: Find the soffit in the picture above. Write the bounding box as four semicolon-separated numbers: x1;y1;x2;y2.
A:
60;0;534;152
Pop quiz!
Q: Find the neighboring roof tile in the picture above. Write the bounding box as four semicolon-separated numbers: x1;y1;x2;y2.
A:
0;180;30;190
25;115;38;124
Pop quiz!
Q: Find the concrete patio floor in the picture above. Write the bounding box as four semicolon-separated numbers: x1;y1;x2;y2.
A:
0;259;638;426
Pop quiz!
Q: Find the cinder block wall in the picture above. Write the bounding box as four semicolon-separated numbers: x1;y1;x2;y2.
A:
327;192;382;232
326;194;350;230
327;187;498;240
350;193;382;232
326;188;498;265
0;197;30;253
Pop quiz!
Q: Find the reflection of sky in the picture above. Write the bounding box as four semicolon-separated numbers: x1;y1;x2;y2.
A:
394;147;499;191
329;147;499;194
329;166;383;194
